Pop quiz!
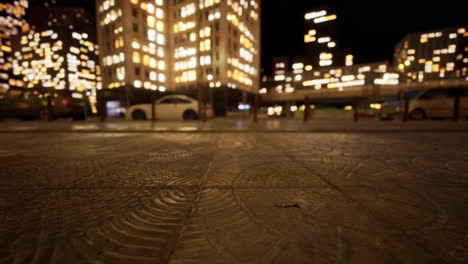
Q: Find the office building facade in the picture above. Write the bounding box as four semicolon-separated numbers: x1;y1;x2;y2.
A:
96;0;261;113
0;0;28;93
394;26;468;83
12;4;101;112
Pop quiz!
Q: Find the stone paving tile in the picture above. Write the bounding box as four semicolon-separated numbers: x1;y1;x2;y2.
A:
1;132;468;263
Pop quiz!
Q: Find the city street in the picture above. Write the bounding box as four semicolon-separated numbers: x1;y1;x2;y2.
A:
1;130;468;263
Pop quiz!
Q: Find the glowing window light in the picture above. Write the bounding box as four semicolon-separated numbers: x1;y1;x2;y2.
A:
116;67;125;80
358;66;371;72
341;75;355;82
328;42;336;48
157;47;165;58
181;3;195;18
319;60;333;67
449;33;457;39
285;86;295;93
159;73;166;82
132;51;140;63
41;30;54;37
134;80;142;88
314;14;337;23
142;54;150;66
274;75;285;81
320;53;333;60
149;58;157;68
240;48;253;62
158;61;165;70
147;16;155;27
156;21;164;32
447;62;455;71
345;55;353;66
292;63;304;70
305;10;327;20
275;63;285;69
305;65;313;71
304;35;316;43
190;33;196;42
132;41;140;49
448;44;456;53
70;47;80;54
149;71;157;81
72;32;82;40
157;34;165;45
146;3;154;13
303;79;329;87
148;29;156;41
155;0;163;6
318;37;331;43
156;8;163;19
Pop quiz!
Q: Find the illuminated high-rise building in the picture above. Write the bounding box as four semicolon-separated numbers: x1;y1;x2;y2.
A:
96;0;261;114
0;0;28;93
394;26;468;83
12;4;101;112
96;0;169;108
303;6;349;69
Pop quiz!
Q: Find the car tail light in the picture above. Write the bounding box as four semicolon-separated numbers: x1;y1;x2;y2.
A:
60;98;70;107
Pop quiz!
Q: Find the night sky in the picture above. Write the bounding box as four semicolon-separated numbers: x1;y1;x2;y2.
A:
41;0;467;76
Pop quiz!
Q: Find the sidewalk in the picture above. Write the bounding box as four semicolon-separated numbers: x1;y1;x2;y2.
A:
1;118;468;133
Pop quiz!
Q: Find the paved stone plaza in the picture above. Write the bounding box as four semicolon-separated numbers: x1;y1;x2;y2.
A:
1;132;468;263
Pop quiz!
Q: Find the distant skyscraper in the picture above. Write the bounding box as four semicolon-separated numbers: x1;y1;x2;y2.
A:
12;3;101;112
394;26;468;83
95;0;261;113
0;0;29;93
303;7;349;70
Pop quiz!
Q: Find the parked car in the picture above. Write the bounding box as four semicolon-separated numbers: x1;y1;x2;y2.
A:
125;94;212;121
0;89;88;120
379;90;423;120
409;87;468;120
380;87;468;120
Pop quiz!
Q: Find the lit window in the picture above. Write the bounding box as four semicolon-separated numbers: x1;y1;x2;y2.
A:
148;29;156;41
147;16;155;27
158;61;165;70
190;33;196;42
150;71;157;81
157;34;165;45
156;8;163;19
132;51;140;63
159;73;166;82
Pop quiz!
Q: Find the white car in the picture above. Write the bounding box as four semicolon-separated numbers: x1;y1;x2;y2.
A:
125;94;210;121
